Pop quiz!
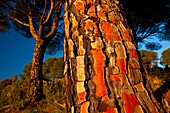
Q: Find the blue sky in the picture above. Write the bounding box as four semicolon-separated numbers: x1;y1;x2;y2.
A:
0;30;63;80
0;30;169;80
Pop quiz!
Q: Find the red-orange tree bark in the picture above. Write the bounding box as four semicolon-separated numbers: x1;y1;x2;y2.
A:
64;0;162;112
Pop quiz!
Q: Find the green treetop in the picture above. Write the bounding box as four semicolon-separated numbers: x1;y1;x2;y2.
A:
140;50;158;68
161;48;170;67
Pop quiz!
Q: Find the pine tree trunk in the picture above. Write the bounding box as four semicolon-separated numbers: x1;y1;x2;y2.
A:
30;39;47;102
64;0;162;112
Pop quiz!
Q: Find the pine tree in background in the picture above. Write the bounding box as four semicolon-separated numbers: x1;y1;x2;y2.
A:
161;48;170;69
0;0;64;102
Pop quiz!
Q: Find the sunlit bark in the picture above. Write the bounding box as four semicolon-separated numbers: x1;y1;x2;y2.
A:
64;0;162;112
30;39;47;101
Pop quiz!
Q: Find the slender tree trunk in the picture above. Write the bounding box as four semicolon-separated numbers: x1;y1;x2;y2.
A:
30;39;47;102
64;0;162;112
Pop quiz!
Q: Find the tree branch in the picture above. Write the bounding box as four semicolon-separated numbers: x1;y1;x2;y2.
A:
0;1;14;11
54;99;66;109
8;15;29;27
31;0;37;11
56;22;64;31
0;0;28;16
46;16;58;38
0;105;11;111
18;0;28;16
39;0;48;36
28;14;39;39
26;0;32;12
40;0;47;24
46;2;62;38
11;0;28;16
43;0;54;25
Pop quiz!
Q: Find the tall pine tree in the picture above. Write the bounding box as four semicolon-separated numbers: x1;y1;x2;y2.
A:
0;0;64;102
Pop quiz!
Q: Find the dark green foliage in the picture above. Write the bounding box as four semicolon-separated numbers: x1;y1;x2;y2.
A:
22;62;32;76
0;76;66;112
140;50;158;67
46;33;64;55
0;57;65;112
43;57;64;79
140;49;170;111
155;79;170;103
0;2;11;33
23;57;64;80
0;19;11;33
161;48;170;66
145;42;162;51
163;21;170;41
0;83;9;108
144;66;170;112
120;0;170;50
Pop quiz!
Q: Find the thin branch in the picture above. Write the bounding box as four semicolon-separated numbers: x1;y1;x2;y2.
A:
40;0;47;24
20;0;27;6
46;2;62;38
26;0;32;12
143;24;161;38
0;1;14;11
19;0;28;15
0;105;11;111
39;0;47;36
8;15;29;27
46;16;58;38
56;22;64;31
11;0;28;16
137;23;162;40
0;0;26;16
54;100;66;109
31;0;37;11
43;0;54;25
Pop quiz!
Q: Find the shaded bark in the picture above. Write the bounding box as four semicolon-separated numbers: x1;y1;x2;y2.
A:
64;0;162;112
30;39;48;102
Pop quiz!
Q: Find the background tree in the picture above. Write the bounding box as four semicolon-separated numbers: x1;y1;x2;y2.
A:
64;0;162;112
140;50;158;68
0;57;66;112
120;0;170;50
154;48;170;112
22;57;64;81
161;48;170;68
43;57;64;80
137;49;170;110
0;0;64;102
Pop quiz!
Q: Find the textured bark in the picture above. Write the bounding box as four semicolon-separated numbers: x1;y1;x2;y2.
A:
30;39;47;102
64;0;162;113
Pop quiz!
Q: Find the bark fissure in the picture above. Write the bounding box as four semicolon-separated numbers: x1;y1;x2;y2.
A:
118;26;145;113
64;39;72;112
